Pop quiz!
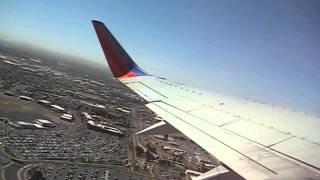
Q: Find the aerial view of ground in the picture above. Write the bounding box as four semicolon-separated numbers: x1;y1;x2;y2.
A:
0;40;218;180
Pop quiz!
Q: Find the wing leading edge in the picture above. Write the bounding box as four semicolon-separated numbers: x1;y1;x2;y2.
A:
92;20;320;179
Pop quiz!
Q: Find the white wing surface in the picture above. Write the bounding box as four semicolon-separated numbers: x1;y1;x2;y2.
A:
92;20;320;179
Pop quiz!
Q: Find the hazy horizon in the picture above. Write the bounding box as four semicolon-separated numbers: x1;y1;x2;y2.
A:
0;37;105;66
1;0;320;114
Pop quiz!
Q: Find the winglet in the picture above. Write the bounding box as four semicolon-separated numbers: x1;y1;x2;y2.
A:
92;20;148;79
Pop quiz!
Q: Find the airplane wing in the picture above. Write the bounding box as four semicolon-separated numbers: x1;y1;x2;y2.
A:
92;20;320;179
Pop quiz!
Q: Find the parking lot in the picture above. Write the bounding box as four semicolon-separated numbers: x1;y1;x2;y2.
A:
35;163;146;180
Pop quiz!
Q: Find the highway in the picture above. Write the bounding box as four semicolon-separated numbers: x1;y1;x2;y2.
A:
130;105;159;178
129;106;137;171
17;163;40;180
1;162;13;180
0;147;21;180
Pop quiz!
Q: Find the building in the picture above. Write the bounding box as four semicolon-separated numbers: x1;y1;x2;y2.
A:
116;107;130;114
168;141;178;146
33;124;45;129
8;121;21;128
162;146;171;151
37;100;51;105
35;119;56;127
3;60;17;65
81;112;93;120
84;102;106;110
16;121;41;129
172;147;184;153
87;120;123;136
4;92;14;96
60;114;73;122
19;96;33;101
50;105;66;112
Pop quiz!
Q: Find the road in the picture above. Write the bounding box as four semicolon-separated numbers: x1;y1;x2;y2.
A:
1;162;13;180
0;147;20;180
3;162;25;180
130;106;160;178
17;163;39;180
129;107;137;171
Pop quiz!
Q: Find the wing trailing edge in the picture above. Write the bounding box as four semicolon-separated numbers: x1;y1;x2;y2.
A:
136;121;180;136
92;20;148;79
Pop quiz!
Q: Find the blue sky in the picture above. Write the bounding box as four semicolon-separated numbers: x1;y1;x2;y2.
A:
0;0;319;113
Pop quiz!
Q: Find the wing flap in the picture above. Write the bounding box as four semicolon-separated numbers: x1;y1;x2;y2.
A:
146;102;274;180
272;137;320;168
223;120;293;147
146;101;320;179
190;106;241;126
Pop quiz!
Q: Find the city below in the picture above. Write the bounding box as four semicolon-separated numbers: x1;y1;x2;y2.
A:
0;41;218;180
